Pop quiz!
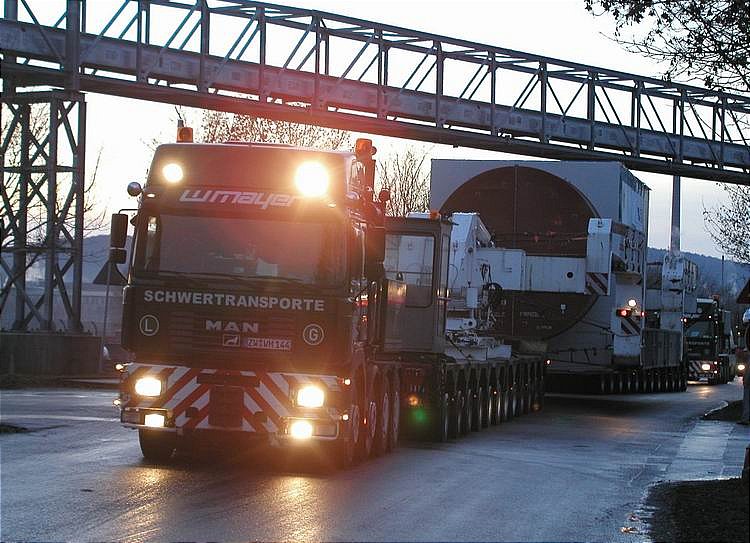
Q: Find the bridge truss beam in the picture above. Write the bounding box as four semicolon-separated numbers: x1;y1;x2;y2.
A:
0;0;748;185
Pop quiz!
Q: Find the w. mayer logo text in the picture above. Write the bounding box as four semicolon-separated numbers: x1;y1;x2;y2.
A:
179;189;299;209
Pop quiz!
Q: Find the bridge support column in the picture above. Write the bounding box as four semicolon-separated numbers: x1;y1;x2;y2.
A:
1;91;86;335
670;174;681;253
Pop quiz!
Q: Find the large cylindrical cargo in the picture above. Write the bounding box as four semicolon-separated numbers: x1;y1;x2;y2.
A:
431;160;650;375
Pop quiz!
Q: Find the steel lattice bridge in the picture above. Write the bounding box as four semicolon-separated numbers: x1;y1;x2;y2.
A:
1;0;750;333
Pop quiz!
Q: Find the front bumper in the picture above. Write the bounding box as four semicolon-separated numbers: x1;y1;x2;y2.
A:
118;364;347;442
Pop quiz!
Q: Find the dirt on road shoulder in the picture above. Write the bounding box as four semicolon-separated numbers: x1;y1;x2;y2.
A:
645;478;749;543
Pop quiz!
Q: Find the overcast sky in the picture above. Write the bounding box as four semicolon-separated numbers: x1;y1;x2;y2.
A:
29;0;734;257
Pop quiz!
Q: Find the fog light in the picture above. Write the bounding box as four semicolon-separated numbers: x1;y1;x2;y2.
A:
701;363;712;371
289;420;314;440
144;413;165;428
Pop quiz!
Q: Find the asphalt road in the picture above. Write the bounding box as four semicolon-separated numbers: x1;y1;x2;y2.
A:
1;382;748;542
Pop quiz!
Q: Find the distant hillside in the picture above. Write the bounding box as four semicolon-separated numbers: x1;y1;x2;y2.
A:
647;247;750;302
82;234;129;283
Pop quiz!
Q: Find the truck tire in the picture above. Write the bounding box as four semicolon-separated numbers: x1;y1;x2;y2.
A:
387;375;400;452
372;385;390;456
358;398;376;460
331;404;359;468
138;429;175;462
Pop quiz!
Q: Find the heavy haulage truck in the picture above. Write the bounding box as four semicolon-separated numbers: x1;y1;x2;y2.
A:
113;133;682;465
684;298;737;384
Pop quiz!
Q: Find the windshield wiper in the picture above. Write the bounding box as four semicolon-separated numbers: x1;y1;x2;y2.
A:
189;272;304;286
141;270;212;289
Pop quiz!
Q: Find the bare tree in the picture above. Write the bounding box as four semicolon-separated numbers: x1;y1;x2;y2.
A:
376;146;431;217
585;0;749;91
198;110;351;149
703;185;750;264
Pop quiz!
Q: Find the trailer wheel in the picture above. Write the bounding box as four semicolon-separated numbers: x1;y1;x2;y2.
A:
474;387;487;430
451;389;465;437
490;387;501;425
501;384;511;422
462;387;474;434
372;385;390;456
138;429;175;462
435;392;450;442
387;375;400;452
521;379;531;414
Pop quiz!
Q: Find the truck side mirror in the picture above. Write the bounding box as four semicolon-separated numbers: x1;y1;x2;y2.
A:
110;248;127;264
365;226;385;279
110;213;129;249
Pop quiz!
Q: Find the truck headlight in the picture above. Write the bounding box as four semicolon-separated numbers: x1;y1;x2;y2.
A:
700;363;712;371
134;377;163;397
737;363;746;372
294;162;329;197
296;385;325;408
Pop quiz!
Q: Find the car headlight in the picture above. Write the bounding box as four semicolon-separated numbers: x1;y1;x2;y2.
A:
296;385;325;408
134;377;163;397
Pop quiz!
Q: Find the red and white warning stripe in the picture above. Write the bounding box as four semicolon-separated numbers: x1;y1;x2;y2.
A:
620;315;641;335
122;364;342;435
585;272;609;296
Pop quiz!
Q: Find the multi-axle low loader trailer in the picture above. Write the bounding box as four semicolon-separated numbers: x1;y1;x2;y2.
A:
684;298;737;384
112;133;558;464
430;160;691;394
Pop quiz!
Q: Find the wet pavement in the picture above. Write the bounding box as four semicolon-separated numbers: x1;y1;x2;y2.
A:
1;381;748;541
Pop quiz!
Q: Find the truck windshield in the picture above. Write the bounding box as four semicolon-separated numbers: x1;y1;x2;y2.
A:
135;213;344;286
686;321;714;338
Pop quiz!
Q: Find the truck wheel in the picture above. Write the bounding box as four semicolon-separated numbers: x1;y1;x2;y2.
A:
138;429;175;462
357;399;376;460
330;404;359;469
387;376;400;452
372;386;390;456
435;392;450;442
450;389;464;438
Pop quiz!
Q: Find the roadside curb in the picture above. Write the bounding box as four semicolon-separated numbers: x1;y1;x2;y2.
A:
0;375;119;390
